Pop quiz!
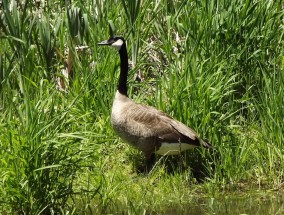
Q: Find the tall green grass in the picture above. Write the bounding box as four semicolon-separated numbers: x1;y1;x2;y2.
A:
0;0;283;213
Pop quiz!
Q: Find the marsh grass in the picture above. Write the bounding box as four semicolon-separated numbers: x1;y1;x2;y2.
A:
0;0;283;213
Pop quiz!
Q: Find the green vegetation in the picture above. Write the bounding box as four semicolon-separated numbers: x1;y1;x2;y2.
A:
0;0;283;213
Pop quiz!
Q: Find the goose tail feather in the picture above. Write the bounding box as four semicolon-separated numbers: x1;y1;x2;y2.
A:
201;139;213;148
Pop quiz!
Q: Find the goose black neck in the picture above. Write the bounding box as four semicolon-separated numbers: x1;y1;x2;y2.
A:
118;43;128;96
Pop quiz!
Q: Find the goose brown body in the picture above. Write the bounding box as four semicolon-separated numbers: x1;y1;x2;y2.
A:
111;91;211;159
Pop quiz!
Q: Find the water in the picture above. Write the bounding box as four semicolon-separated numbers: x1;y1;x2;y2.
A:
163;192;284;215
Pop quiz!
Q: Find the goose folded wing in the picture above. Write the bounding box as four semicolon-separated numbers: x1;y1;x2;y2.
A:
126;103;201;146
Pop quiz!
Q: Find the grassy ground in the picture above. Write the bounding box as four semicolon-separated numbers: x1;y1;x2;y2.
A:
0;0;283;214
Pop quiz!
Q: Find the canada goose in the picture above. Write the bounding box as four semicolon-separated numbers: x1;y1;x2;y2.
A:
98;36;212;172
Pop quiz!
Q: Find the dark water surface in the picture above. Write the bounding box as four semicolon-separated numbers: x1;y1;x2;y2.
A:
162;192;284;215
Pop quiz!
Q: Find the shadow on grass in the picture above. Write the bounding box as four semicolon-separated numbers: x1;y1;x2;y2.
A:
128;148;217;182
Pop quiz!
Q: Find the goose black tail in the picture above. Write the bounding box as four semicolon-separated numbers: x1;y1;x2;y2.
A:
201;139;213;148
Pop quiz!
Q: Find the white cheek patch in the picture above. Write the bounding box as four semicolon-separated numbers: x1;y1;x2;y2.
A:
111;39;124;50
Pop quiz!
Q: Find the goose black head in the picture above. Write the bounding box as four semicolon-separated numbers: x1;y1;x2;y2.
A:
98;36;125;51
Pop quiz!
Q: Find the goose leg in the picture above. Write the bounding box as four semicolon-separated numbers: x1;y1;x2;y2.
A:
144;153;156;173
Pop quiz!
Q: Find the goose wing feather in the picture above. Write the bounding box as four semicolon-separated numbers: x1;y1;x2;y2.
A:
125;103;201;146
